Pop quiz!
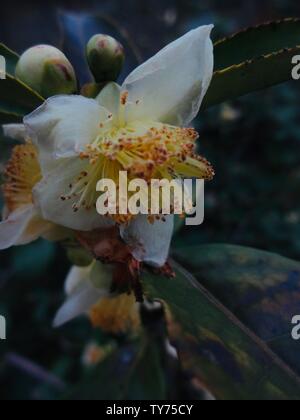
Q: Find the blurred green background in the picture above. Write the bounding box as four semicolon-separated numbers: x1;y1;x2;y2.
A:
1;0;300;400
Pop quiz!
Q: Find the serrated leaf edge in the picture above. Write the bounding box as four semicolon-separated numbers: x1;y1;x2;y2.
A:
213;44;300;76
214;17;300;48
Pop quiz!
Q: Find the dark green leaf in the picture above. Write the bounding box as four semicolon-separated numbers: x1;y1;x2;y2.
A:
214;18;300;71
0;110;23;124
0;74;44;123
203;47;300;109
0;43;19;75
143;260;300;400
175;244;300;378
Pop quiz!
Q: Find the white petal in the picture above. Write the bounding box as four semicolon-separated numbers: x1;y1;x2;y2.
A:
120;215;174;267
53;282;108;328
57;261;113;327
2;124;28;142
122;25;214;126
21;214;56;244
0;205;36;249
65;264;92;295
96;82;121;118
24;95;112;166
33;157;115;231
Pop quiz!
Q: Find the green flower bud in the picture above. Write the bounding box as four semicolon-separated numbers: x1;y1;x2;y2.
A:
16;45;77;97
66;246;93;267
86;34;125;83
81;82;106;98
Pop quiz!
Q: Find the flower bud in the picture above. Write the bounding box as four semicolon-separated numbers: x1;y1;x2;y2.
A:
16;45;77;97
80;82;105;99
86;34;125;83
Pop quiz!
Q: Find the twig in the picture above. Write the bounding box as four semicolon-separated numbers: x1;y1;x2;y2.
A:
5;352;66;392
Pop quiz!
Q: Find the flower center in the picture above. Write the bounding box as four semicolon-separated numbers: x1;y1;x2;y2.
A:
3;143;42;213
61;121;214;223
90;121;214;181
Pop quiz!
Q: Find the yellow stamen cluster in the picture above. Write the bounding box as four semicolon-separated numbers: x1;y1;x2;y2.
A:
3;143;42;213
87;123;214;182
89;293;140;334
62;121;214;223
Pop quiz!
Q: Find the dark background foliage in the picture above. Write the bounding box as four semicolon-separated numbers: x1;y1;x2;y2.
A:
0;0;300;400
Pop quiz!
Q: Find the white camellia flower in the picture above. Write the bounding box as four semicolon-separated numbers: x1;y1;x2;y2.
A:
55;261;139;331
0;125;68;250
4;25;214;267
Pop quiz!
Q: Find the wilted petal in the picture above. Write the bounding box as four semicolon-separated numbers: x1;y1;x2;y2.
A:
2;124;28;142
53;282;108;328
0;205;37;249
24;95;112;166
120;215;174;267
123;25;214;126
33;157;114;231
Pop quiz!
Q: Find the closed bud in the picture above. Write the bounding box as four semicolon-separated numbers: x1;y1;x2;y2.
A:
81;82;105;98
86;34;125;83
16;45;77;97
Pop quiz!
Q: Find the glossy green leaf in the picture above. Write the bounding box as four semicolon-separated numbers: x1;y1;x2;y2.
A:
0;43;19;75
0;45;39;123
203;47;300;109
214;18;300;71
143;260;300;400
175;244;300;378
0;110;23;124
0;74;44;124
